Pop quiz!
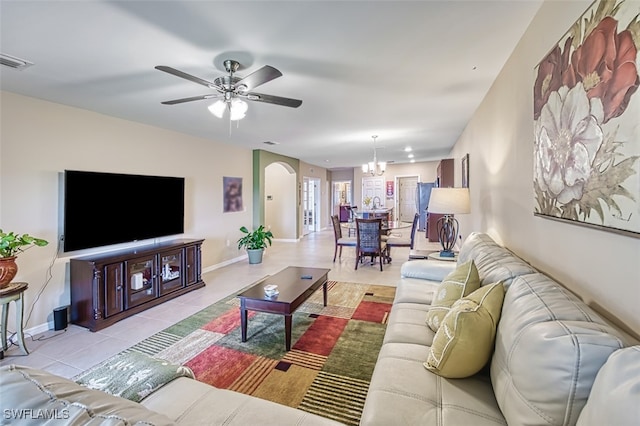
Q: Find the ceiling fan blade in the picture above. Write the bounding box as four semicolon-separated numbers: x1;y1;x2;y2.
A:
236;66;282;92
161;94;219;105
155;65;217;88
247;92;302;108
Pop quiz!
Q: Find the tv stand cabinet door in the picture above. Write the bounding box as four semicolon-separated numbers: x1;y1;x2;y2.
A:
125;254;158;309
159;249;184;295
104;262;124;317
185;244;201;286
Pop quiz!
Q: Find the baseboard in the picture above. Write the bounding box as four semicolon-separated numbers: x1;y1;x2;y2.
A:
202;255;246;274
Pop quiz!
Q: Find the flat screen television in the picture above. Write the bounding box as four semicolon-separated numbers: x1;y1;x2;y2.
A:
63;170;185;252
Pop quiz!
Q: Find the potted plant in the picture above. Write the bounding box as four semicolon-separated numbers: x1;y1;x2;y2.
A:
0;229;49;288
237;225;273;264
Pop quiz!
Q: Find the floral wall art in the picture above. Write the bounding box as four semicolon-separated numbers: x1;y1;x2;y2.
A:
534;0;640;237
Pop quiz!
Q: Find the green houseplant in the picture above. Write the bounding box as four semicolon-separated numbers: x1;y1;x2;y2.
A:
237;225;273;264
0;229;49;288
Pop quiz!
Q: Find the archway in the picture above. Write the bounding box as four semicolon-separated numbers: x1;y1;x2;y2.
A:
265;162;297;240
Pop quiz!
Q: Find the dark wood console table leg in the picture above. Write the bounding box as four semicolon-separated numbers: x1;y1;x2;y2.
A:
323;280;328;307
284;314;292;351
240;300;248;343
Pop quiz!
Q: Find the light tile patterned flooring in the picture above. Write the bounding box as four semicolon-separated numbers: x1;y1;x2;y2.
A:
0;227;440;379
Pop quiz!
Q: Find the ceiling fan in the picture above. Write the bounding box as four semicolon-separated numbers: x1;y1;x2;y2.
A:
155;59;302;120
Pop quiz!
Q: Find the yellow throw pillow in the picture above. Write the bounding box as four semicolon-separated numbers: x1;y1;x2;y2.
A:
425;260;480;332
424;282;505;379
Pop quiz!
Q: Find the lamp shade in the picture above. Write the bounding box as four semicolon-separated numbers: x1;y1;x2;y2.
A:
229;99;248;121
428;188;470;214
208;100;226;118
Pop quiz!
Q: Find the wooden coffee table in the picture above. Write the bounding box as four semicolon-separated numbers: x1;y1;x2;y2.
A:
238;266;330;350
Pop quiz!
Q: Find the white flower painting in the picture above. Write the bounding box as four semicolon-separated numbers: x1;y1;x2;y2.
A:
533;0;640;237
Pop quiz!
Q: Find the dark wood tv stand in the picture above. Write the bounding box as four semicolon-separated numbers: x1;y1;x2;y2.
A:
70;239;205;332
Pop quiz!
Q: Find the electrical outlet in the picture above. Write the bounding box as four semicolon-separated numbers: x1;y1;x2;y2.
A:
226;239;230;247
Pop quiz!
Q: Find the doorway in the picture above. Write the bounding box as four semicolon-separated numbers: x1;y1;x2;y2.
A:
397;176;419;222
362;176;385;209
332;180;352;218
303;177;321;235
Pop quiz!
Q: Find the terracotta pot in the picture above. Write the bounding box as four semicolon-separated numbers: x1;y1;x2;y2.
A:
0;256;18;289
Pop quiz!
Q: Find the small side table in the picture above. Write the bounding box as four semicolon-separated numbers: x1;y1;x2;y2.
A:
408;249;439;260
428;252;458;262
1;282;29;357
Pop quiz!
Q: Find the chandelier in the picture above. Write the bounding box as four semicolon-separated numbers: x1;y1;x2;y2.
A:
208;94;248;121
362;135;386;176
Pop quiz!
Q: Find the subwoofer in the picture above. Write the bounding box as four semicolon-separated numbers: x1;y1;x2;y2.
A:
53;306;68;331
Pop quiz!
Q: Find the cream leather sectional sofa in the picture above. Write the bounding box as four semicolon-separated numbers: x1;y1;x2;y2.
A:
0;364;342;425
361;232;640;426
2;232;638;425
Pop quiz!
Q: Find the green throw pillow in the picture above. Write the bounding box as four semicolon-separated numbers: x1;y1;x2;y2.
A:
425;260;480;332
424;281;505;379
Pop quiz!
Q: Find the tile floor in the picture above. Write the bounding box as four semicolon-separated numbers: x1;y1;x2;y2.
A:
0;227;441;379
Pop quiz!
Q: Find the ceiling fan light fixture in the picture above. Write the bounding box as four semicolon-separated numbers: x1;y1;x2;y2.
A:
229;98;248;121
208;100;226;118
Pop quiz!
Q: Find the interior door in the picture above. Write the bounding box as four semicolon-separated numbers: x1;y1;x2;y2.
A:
303;177;321;234
362;177;385;209
303;177;311;235
398;176;418;221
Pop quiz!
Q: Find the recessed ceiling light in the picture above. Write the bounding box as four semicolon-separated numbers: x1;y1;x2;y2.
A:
410;159;415;163
404;147;412;152
408;154;414;158
324;159;330;163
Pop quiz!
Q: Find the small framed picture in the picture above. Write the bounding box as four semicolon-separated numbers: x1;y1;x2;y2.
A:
462;153;469;188
223;176;243;213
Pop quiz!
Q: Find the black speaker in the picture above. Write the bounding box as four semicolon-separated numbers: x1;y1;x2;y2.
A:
53;306;68;331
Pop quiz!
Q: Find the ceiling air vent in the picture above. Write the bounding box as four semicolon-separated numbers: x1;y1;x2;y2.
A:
263;141;279;146
0;53;34;70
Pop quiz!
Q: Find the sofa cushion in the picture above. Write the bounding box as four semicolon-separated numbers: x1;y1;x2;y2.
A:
457;232;537;288
400;259;456;282
0;364;175;425
425;260;480;332
491;273;636;426
393;277;440;305
362;342;505;425
141;376;342;425
576;346;640;426
425;282;505;378
383;302;435;346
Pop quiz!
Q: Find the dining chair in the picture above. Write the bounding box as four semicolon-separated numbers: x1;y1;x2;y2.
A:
346;206;359;237
385;213;419;262
355;218;387;271
331;214;356;262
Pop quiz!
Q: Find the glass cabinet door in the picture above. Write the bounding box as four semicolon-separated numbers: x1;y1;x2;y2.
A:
104;262;124;317
159;249;183;295
125;255;157;308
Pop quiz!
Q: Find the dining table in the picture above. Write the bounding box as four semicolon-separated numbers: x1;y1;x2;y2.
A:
341;220;412;237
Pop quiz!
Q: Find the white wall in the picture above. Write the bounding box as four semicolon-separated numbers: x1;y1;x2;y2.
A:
353;161;439;217
1;91;253;331
265;163;297;239
449;0;640;333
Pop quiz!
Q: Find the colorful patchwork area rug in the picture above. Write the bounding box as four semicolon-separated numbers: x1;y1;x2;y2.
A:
77;281;394;425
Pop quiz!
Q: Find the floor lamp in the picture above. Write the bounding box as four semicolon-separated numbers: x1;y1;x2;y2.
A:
427;188;470;257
